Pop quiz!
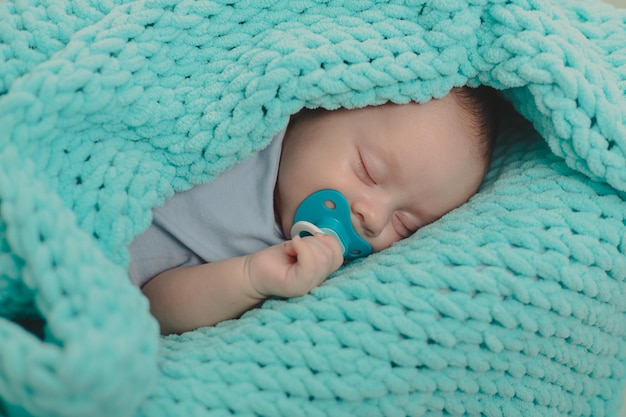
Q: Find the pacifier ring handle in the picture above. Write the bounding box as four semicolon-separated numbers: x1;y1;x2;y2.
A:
291;221;323;238
291;220;347;255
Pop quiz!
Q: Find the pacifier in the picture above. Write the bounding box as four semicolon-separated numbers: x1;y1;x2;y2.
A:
290;189;373;261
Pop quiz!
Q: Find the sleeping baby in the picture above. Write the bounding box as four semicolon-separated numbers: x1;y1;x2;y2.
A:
129;86;499;334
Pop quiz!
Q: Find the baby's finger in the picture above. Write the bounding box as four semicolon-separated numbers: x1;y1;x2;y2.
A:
281;240;297;258
293;233;343;270
314;233;344;265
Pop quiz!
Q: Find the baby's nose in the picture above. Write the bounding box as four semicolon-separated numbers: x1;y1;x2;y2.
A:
351;199;389;238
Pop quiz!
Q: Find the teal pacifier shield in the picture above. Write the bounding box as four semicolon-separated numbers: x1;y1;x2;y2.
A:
291;189;373;260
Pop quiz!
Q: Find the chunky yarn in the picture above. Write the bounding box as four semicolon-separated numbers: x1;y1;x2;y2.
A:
0;0;625;416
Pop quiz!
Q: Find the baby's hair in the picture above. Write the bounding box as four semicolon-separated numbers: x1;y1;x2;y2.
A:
449;86;502;164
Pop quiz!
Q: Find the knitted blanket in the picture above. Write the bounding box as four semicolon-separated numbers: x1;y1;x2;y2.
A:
1;0;625;416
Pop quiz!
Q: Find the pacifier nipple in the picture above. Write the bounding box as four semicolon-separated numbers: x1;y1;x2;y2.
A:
290;189;373;261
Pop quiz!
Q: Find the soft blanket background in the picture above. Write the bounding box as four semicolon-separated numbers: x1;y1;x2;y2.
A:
1;0;625;416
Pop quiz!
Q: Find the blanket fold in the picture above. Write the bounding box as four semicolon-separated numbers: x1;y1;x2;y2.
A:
1;0;625;416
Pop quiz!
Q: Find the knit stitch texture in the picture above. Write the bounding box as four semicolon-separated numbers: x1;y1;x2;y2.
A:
0;0;625;416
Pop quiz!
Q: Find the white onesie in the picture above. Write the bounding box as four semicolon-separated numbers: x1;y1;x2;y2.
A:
128;130;286;287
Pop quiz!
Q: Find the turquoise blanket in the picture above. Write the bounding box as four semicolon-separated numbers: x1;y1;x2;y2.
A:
1;0;625;416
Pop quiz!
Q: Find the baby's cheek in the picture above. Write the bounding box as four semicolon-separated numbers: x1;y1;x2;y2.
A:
370;232;401;253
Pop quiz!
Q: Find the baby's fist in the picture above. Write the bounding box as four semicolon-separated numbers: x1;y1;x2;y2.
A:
246;233;343;299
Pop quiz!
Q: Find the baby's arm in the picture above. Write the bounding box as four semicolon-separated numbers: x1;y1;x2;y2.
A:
142;233;343;335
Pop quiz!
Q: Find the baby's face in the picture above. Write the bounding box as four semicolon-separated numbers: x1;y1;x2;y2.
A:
274;94;487;253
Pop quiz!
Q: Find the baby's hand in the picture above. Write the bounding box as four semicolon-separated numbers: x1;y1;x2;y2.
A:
245;233;344;299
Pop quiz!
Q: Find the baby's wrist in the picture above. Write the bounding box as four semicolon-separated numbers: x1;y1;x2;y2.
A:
242;253;270;300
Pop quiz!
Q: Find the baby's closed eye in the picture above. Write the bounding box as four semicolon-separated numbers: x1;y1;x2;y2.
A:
392;212;418;238
355;150;377;185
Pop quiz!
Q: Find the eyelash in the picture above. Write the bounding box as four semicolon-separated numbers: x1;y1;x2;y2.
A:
394;213;416;238
396;216;410;237
356;153;375;185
